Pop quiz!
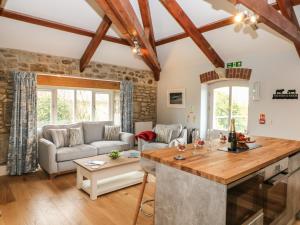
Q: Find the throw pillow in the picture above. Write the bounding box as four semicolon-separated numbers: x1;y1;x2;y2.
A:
69;127;84;147
155;127;173;144
104;125;121;141
49;129;69;148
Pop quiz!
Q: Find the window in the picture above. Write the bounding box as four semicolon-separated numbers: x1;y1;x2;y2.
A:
210;82;249;132
37;90;52;128
37;87;117;127
76;90;92;121
57;89;74;124
95;93;110;121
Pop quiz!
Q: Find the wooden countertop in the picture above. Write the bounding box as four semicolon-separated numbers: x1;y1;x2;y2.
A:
141;136;300;185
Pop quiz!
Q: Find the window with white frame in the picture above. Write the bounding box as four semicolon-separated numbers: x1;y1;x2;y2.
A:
37;87;119;128
209;81;249;132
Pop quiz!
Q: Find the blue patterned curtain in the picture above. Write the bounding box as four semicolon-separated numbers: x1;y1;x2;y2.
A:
120;80;133;133
7;71;38;175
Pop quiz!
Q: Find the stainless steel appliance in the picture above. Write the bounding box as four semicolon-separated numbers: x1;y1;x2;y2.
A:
262;158;289;225
226;158;289;225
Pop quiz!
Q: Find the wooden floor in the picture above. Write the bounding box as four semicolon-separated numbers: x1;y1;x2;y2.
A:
0;171;155;225
0;171;299;225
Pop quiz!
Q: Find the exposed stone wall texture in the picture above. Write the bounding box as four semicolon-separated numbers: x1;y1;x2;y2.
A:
0;48;157;164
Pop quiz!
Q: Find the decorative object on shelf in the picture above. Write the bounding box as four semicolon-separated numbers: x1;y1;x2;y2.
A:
167;88;185;108
272;89;298;99
252;81;260;101
109;150;121;160
259;113;266;125
234;4;259;30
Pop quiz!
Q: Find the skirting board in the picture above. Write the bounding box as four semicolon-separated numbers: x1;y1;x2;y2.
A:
0;165;7;176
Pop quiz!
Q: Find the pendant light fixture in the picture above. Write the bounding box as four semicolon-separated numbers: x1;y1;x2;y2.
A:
234;4;259;30
132;39;142;56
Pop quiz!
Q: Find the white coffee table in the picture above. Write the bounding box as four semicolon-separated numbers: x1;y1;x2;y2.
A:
74;153;143;200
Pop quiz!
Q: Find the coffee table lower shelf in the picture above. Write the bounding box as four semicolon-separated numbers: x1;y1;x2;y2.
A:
80;171;144;199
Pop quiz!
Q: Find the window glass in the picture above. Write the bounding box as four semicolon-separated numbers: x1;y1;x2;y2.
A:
113;91;121;125
95;93;110;121
37;90;52;128
76;90;92;121
211;85;249;132
231;87;249;132
57;89;74;124
213;87;230;131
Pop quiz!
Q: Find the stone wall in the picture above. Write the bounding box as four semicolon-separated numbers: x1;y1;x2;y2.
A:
0;48;157;164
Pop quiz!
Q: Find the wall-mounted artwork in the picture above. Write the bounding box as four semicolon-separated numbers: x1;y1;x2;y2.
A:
167;89;185;108
272;89;298;99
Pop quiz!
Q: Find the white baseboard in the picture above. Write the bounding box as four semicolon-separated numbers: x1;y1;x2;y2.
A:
0;165;8;176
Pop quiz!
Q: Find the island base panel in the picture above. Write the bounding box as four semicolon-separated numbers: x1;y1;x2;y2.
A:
155;164;227;225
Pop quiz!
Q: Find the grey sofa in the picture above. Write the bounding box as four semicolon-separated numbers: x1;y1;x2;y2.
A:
138;124;187;151
38;121;134;177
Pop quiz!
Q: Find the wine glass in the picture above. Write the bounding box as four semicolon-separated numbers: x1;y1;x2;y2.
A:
206;129;214;152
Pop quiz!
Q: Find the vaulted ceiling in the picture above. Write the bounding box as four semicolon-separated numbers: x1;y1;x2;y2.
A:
1;0;300;80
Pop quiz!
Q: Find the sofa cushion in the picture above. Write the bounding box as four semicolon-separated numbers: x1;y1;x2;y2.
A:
155;124;183;141
69;127;84;147
42;123;82;142
90;141;130;155
56;144;97;162
49;129;69;148
142;142;168;151
104;125;121;141
82;121;114;144
155;127;173;144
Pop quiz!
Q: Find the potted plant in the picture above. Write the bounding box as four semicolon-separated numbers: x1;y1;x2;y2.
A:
109;150;121;160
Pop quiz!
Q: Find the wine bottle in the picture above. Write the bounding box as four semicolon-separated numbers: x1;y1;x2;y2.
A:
228;119;237;151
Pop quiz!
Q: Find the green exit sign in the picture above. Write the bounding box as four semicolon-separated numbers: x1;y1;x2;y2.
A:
227;61;242;68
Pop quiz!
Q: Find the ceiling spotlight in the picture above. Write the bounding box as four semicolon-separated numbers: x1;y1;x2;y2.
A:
234;12;245;23
250;15;258;24
132;47;138;54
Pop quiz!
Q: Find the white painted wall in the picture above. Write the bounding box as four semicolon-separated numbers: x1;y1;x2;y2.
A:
156;38;213;129
157;34;300;141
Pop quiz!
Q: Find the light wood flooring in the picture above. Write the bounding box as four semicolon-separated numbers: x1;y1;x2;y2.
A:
0;171;154;225
0;171;299;225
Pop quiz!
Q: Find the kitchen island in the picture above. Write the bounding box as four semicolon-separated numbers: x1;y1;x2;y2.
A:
141;136;300;225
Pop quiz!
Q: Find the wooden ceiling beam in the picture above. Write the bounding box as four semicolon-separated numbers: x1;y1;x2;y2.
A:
156;1;300;46
230;0;300;46
138;0;156;54
0;0;8;8
156;16;235;46
80;15;112;72
0;8;130;46
94;0;161;80
159;0;224;68
277;0;300;56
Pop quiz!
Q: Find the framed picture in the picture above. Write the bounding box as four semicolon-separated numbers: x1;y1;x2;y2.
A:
167;89;185;108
